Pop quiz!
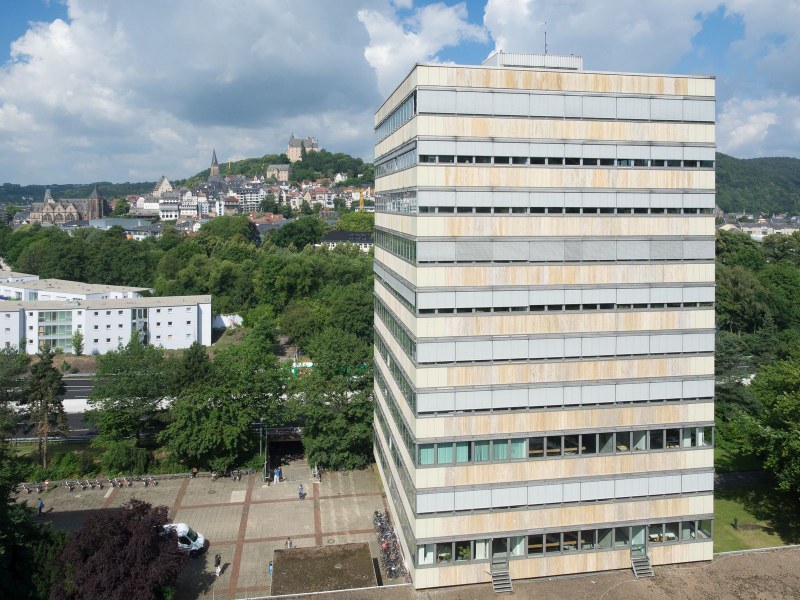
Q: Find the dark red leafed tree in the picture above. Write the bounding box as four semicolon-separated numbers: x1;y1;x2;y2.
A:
51;499;187;600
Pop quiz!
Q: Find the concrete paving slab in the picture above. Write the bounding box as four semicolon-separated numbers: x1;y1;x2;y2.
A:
320;493;384;534
174;504;244;544
245;499;316;540
181;477;248;507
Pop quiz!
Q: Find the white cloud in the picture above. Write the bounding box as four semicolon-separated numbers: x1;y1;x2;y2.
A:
0;0;382;184
483;0;717;73
359;2;486;96
718;94;800;156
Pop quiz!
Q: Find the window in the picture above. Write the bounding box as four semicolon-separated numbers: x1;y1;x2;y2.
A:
492;440;509;461
106;311;111;316
167;335;173;341
186;307;191;312
118;310;123;315
474;540;489;560
118;324;123;328
563;434;580;456
545;436;561;457
435;543;452;564
633;430;647;451
682;521;697;541
418;444;434;465
599;432;614;454
510;439;525;459
168;309;173;313
474;440;490;462
106;338;111;343
437;444;453;464
597;528;612;549
649;429;664;450
616;431;631;452
698;520;712;539
614;527;630;547
93;339;98;343
562;531;579;552
186;321;192;325
648;524;664;544
528;534;544;556
106;324;111;329
156;322;161;327
545;533;560;553
665;522;680;542
418;544;435;565
510;536;525;556
156;335;161;340
3;328;8;333
455;541;471;561
529;437;545;458
455;442;471;463
579;530;596;550
582;433;597;455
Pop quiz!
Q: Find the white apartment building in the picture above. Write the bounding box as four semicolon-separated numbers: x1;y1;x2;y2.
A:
373;52;715;590
0;295;211;355
0;278;148;302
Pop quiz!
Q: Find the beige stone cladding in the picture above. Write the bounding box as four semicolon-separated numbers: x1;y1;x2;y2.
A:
373;58;714;589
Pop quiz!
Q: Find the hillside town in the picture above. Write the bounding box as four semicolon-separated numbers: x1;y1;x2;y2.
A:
9;137;374;241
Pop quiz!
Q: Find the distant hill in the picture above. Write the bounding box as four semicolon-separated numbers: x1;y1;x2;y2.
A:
0;181;155;206
716;152;800;214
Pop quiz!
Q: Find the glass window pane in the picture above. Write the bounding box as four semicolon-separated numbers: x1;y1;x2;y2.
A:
666;428;681;449
665;522;680;542
648;524;664;544
616;431;631;452
682;521;696;540
582;433;597;455
529;437;545;459
563;434;580;456
528;534;544;556
614;527;630;547
436;542;452;563
510;438;526;459
597;528;612;548
698;520;712;539
418;543;434;565
649;429;664;450
599;432;614;454
455;441;471;463
545;436;562;457
562;531;579;552
633;430;647;451
545;533;561;553
418;444;434;465
579;530;596;550
437;443;454;464
493;440;509;461
475;539;489;559
682;427;696;447
700;426;713;447
510;536;525;556
474;441;490;462
455;541;472;561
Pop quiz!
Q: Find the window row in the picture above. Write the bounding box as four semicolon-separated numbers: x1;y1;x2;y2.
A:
375;274;415;314
375;298;416;361
375;334;417;412
418;154;714;169
37;311;72;323
416;520;713;567
375;93;416;142
416;426;714;466
374;230;416;263
417;301;712;316
415;206;713;215
375;419;417;526
375;148;417;177
375;370;415;457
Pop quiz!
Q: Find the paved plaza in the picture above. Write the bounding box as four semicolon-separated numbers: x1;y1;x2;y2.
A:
20;459;399;599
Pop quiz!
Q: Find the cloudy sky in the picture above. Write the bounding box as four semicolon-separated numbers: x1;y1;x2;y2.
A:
0;0;798;185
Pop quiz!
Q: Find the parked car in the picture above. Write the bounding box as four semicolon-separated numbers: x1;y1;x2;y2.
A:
163;523;207;556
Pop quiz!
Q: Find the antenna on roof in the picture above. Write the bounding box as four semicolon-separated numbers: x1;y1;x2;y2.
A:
539;21;548;55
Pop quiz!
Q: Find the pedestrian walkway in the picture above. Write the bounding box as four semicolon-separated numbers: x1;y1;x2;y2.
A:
18;460;393;599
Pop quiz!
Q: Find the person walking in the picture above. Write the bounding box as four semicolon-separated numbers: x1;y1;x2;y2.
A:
285;537;293;548
298;483;304;500
37;497;44;517
214;553;222;577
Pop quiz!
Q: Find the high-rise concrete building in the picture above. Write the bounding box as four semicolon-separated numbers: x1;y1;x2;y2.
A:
372;52;715;590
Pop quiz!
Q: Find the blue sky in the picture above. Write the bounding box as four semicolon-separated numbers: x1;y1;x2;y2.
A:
0;0;798;184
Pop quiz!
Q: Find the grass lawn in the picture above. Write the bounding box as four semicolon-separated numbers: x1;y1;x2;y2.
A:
714;484;800;553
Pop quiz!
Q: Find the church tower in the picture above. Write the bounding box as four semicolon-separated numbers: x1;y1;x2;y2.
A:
209;149;220;181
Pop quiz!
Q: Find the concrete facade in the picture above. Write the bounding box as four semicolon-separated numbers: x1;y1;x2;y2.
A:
372;54;715;589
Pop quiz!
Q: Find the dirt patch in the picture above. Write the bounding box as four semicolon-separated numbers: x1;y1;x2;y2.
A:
271;542;376;595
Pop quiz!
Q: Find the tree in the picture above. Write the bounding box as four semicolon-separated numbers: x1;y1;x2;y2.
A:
268;216;328;249
0;443;67;600
0;347;30;436
87;335;172;442
295;328;373;469
51;499;187;600
715;265;770;334
335;211;374;232
71;330;84;356
738;359;800;492
20;352;66;469
171;342;212;394
197;215;259;245
110;199;130;217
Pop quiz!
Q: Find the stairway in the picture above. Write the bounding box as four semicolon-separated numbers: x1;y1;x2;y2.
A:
491;568;513;593
631;554;654;578
491;556;513;593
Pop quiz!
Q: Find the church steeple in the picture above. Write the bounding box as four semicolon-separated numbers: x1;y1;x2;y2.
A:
209;149;220;181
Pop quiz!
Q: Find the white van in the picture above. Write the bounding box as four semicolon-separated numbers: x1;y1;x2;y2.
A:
163;523;206;556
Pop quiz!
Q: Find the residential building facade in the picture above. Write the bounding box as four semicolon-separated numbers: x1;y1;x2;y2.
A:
373;53;716;589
